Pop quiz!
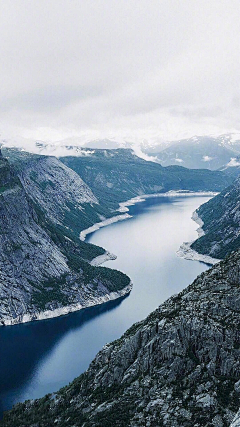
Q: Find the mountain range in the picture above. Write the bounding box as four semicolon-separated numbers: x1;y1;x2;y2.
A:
3;134;240;173
1;146;240;425
0;148;131;326
145;135;240;170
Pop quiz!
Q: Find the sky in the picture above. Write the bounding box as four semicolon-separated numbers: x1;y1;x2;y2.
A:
1;0;240;146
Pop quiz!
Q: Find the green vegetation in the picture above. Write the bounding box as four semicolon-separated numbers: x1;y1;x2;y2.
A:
63;200;111;235
27;201;130;310
79;260;130;291
0;156;20;191
31;199;105;263
0;149;131;319
31;274;70;310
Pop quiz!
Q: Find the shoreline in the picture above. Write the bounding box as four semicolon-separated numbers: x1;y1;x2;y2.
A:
90;251;117;266
80;213;132;241
118;190;219;212
177;209;221;266
81;190;218;239
177;242;220;265
1;281;133;327
3;191;217;327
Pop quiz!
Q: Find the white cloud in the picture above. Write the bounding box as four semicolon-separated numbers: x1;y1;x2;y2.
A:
202;156;213;162
1;0;240;144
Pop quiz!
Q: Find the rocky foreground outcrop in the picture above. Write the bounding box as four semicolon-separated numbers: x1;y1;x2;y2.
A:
231;409;240;427
2;250;240;426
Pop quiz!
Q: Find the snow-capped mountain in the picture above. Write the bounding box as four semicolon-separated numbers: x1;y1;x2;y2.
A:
145;135;240;170
3;133;240;169
0;136;168;160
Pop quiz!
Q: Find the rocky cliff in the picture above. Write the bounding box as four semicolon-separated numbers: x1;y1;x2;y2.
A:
2;249;240;426
231;409;240;427
0;151;131;326
191;175;240;259
3;148;113;235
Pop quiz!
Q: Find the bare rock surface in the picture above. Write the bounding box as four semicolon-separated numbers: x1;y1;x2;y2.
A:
2;249;240;426
0;152;131;326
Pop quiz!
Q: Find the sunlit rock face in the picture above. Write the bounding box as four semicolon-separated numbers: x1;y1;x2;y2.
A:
231;409;240;427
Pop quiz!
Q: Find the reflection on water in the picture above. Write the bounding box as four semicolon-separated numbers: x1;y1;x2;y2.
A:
0;195;211;417
0;297;127;416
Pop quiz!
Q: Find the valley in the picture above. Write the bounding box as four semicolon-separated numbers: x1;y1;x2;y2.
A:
0;147;230;326
2;3;240;425
0;195;211;420
1;146;240;426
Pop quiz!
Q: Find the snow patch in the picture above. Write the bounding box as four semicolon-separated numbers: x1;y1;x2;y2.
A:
1;136;97;157
132;145;158;162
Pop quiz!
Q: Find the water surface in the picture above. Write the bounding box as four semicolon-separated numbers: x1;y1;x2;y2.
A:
0;195;211;417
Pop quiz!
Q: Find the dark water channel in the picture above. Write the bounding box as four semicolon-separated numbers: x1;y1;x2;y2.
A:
0;195;211;417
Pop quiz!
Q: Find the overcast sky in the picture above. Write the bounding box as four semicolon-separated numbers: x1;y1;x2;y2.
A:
1;0;240;144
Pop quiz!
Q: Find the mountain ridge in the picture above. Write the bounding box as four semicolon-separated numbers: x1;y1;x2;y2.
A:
146;135;240;170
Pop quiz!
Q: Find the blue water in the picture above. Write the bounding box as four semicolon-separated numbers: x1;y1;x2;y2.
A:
0;195;211;417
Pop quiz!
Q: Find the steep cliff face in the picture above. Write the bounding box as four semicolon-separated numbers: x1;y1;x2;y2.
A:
61;148;233;211
3;250;240;426
191;176;240;259
3;148;113;234
0;153;131;326
20;156;98;217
